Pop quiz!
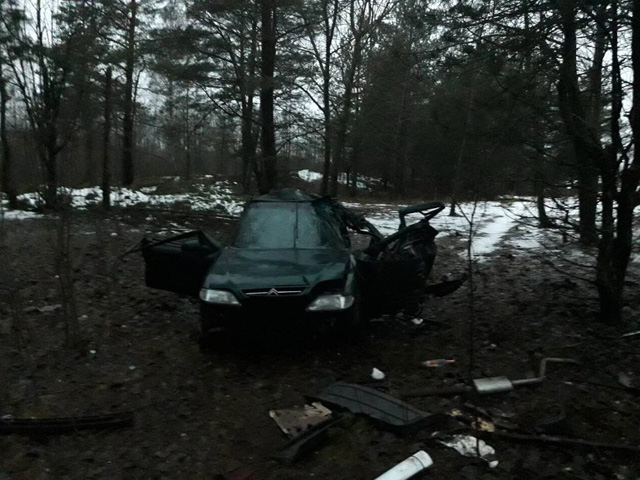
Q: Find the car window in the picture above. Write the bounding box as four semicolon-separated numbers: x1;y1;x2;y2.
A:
233;203;345;249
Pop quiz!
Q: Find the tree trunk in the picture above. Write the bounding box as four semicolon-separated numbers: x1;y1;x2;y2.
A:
449;73;477;216
184;88;191;180
330;37;363;198
121;0;137;187
394;83;409;196
594;0;640;321
0;62;18;209
575;158;599;243
320;67;331;196
241;101;261;192
83;119;94;185
557;0;600;244
596;147;623;320
259;0;277;194
43;146;58;209
534;170;552;228
238;7;260;193
102;67;112;210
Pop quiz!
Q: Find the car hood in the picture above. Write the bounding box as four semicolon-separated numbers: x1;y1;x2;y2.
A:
203;247;352;293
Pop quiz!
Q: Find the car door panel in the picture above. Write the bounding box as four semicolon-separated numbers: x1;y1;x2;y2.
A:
141;231;220;297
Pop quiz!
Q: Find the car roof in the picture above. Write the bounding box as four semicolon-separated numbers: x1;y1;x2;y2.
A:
252;188;319;203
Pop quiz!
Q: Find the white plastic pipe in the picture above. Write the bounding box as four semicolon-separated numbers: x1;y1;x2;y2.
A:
373;450;433;480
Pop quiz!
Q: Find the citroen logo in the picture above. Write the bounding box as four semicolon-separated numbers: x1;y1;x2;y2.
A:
267;288;279;296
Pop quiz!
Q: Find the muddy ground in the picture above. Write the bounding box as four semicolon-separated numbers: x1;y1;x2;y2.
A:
1;207;639;479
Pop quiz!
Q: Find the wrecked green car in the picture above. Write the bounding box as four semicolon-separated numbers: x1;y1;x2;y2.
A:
137;189;462;337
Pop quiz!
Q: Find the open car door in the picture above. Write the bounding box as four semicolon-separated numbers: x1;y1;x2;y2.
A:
140;230;221;297
345;202;444;316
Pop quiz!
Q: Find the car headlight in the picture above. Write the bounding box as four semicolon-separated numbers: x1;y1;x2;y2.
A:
306;293;354;311
199;289;241;306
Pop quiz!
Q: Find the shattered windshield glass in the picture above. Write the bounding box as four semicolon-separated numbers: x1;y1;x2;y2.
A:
233;202;345;249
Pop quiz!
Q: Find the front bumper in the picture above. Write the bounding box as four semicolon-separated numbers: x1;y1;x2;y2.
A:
200;296;355;333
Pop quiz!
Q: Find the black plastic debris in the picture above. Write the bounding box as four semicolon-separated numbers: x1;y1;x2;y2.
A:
307;382;432;435
273;416;344;464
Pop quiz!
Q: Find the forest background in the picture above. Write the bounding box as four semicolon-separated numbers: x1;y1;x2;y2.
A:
0;0;639;321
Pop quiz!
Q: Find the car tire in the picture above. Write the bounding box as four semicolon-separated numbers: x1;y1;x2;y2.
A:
341;292;366;340
199;316;228;351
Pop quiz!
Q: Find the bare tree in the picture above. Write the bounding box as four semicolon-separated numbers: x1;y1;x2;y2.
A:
557;0;640;320
102;66;112;210
299;0;342;196
329;0;397;197
121;0;138;187
4;0;86;209
0;56;17;208
260;0;277;193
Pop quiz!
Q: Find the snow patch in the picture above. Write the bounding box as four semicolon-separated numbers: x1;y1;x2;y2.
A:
297;170;372;190
344;199;577;260
298;169;323;182
12;181;245;217
1;209;44;220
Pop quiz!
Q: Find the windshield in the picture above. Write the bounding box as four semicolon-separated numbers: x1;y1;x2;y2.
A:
233;202;345;249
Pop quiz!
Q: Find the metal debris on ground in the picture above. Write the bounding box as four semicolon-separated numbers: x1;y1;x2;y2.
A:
621;329;640;338
23;304;62;314
422;359;455;368
272;416;344;465
448;408;510;433
269;402;332;438
533;405;570;436
472;358;580;395
403;357;580;397
487;431;640;453
567;378;640;394
618;372;634;389
438;434;499;468
372;450;433;480
473;418;496;432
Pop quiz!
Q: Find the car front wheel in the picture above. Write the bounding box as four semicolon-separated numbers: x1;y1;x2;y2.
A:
341;292;366;340
199;315;228;350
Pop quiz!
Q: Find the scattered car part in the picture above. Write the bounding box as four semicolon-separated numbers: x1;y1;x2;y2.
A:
401;385;471;398
438;434;498;468
403;357;579;398
0;411;134;434
532;405;571;436
23;304;62;314
307;382;432;434
372;450;433;480
472;357;580;394
486;431;640;453
448;408;501;433
459;404;519;432
568;378;640;394
422;359;455;368
621;329;640;338
618;372;634;389
269;402;332;438
272;415;345;464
